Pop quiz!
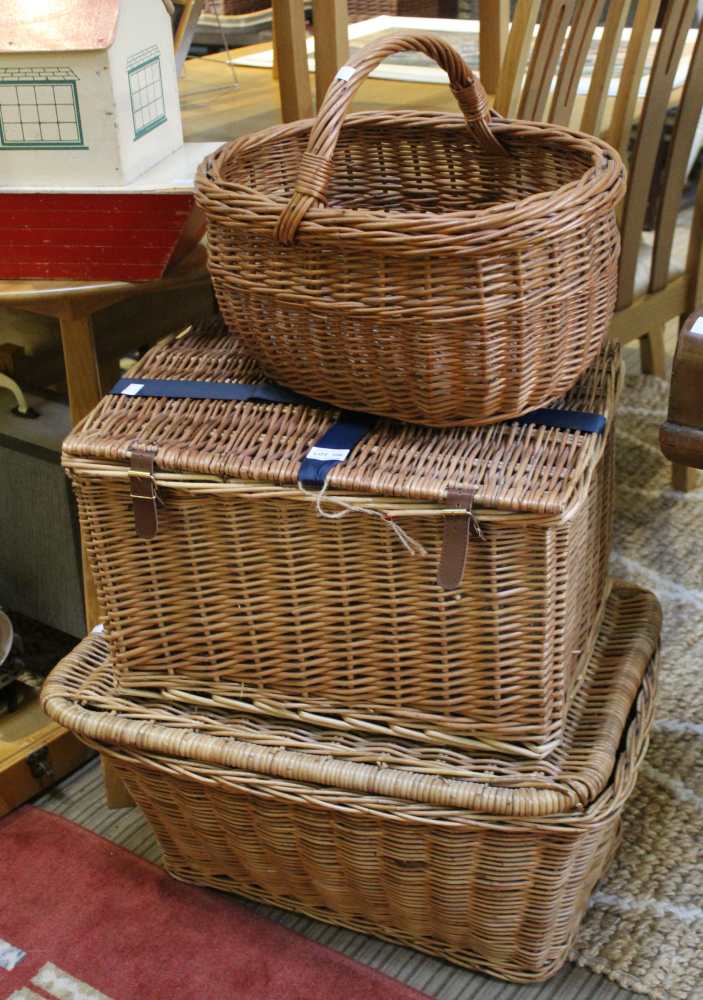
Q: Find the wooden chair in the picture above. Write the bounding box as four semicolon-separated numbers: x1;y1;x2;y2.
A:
661;309;703;475
494;0;703;489
271;0;349;121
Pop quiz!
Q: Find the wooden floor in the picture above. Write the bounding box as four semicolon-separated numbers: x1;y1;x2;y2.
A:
37;760;636;1000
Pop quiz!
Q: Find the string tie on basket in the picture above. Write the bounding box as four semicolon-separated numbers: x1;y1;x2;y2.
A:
293;151;334;204
299;472;428;560
469;511;484;541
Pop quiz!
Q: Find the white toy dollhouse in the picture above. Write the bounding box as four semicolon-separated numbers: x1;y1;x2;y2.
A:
0;0;184;186
0;1;222;280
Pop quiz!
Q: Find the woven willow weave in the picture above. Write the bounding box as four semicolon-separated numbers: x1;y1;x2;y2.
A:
347;1;445;17
203;1;268;13
63;321;620;758
195;31;625;427
43;584;661;983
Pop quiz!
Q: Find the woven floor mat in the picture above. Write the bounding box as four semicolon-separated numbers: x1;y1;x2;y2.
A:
573;369;703;1000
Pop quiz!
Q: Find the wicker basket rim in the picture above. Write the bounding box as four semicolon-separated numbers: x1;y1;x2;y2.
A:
197;112;625;242
42;584;660;820
61;322;622;515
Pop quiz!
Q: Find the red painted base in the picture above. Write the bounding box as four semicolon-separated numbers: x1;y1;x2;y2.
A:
0;192;201;282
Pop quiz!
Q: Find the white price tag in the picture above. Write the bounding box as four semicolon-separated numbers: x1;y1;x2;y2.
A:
121;382;144;396
336;65;355;82
91;623;105;634
306;446;350;462
691;316;703;334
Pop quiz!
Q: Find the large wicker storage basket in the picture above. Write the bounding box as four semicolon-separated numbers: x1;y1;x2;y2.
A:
62;319;620;758
195;31;625;427
43;584;660;983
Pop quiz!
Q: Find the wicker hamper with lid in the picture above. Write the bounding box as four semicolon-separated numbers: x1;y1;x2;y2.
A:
63;318;619;759
42;584;661;983
195;31;625;427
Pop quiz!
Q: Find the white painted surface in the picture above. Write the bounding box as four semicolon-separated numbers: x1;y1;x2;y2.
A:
107;0;183;184
0;50;121;185
0;0;188;186
0;141;222;192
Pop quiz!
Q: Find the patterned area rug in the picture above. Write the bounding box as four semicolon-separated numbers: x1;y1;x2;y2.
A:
1;807;427;1000
573;368;703;1000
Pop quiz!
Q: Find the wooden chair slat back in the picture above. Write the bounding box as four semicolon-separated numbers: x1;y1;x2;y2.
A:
479;0;510;95
581;0;630;136
550;0;607;125
607;1;661;158
651;25;703;293
493;0;540;117
518;0;576;120
617;0;698;309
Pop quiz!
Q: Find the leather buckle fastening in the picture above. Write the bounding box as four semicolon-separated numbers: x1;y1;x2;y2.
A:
437;488;476;591
129;447;160;540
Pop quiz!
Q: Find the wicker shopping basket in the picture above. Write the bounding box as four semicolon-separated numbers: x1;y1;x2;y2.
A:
42;584;660;983
63;318;619;758
195;31;625;427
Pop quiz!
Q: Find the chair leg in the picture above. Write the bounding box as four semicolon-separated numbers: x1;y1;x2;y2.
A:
640;327;667;377
102;757;134;809
672;463;699;492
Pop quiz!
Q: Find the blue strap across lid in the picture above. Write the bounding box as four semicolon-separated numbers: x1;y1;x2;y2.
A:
515;407;606;435
110;378;606;491
298;412;377;489
110;377;321;408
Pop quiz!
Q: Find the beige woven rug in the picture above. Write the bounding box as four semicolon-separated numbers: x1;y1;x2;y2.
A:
573;365;703;1000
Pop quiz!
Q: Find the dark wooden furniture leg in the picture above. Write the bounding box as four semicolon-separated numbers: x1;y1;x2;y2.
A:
660;310;703;486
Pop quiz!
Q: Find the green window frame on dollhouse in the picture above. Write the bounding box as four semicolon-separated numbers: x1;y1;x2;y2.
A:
0;68;85;149
127;46;167;141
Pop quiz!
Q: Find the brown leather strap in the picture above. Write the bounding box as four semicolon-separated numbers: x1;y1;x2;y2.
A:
129;447;160;540
437;488;475;591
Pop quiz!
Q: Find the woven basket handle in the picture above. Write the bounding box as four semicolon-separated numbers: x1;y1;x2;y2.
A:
274;31;506;244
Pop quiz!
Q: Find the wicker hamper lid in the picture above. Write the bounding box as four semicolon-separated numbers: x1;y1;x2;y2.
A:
43;584;659;819
63;318;621;516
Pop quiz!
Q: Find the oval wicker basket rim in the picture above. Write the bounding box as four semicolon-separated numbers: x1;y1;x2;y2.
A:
41;584;660;823
197;111;625;240
43;654;656;832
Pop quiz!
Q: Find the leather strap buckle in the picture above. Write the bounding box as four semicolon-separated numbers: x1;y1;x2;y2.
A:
129;446;160;540
437;488;476;591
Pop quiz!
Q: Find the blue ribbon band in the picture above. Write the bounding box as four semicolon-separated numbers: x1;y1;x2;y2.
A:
110;378;606;490
298;412;377;489
110;377;321;408
515;408;606;435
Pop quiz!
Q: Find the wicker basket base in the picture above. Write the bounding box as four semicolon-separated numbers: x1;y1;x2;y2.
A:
43;584;660;983
157;823;621;983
